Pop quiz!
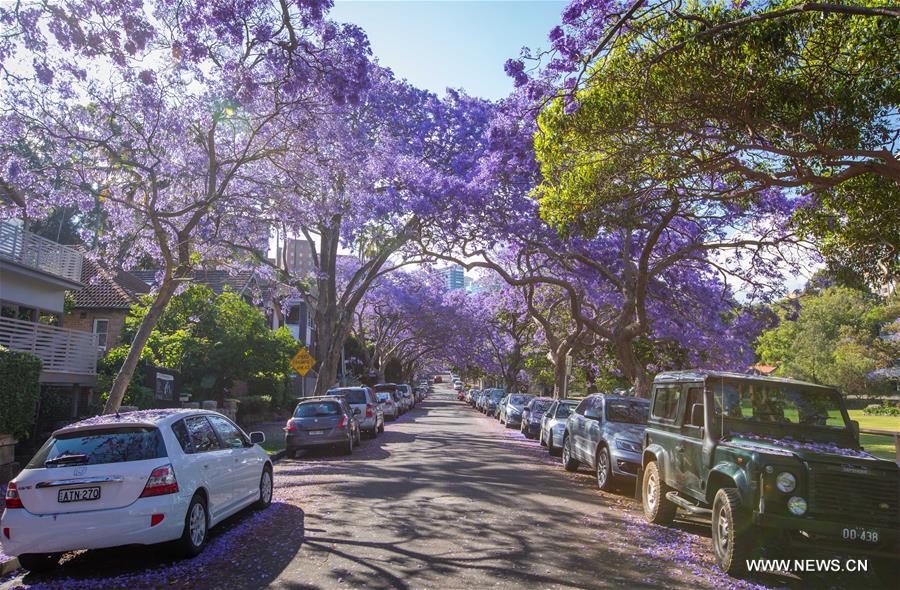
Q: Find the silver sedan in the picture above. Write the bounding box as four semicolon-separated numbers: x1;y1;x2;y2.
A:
539;399;578;455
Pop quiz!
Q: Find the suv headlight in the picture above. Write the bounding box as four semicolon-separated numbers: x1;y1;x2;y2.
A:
776;472;796;493
787;496;807;515
615;439;642;453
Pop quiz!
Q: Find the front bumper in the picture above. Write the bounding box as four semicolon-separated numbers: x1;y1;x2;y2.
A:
610;448;642;478
0;494;185;556
754;513;899;559
506;414;522;426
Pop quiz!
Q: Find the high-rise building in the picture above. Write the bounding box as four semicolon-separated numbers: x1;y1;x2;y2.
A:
277;238;316;276
438;265;466;290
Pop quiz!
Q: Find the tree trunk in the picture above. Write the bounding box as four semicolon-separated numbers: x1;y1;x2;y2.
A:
552;358;568;399
103;277;179;413
614;337;650;397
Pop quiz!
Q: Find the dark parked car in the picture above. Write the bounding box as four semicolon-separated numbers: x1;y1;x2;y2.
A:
499;394;535;428
540;400;578;455
326;386;384;438
640;370;898;580
562;394;650;491
285;396;361;457
521;397;553;438
484;389;506;416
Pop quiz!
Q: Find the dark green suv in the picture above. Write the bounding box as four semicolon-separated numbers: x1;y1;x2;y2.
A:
640;370;898;581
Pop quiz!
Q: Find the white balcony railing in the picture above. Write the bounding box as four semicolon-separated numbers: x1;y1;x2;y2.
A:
0;316;97;376
0;221;83;284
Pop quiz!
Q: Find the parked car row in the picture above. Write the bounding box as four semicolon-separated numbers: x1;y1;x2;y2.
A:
286;383;427;458
460;372;899;583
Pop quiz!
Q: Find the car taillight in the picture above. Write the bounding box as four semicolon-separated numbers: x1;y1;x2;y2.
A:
366;404;374;418
337;415;347;429
4;482;23;509
140;464;179;497
284;419;296;432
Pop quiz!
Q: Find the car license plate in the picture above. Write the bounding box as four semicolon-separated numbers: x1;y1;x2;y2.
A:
842;527;879;543
308;430;326;436
58;486;101;503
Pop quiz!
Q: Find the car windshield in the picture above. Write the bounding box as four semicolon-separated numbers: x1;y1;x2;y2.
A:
491;391;505;401
606;400;650;424
26;427;167;469
532;400;553;412
556;403;576;418
714;378;849;431
328;389;367;404
509;395;532;406
295;402;342;418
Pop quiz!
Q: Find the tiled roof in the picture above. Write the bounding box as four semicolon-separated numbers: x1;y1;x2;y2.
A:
130;268;258;295
70;258;150;309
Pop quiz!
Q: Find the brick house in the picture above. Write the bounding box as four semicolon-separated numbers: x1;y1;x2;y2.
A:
63;258;150;354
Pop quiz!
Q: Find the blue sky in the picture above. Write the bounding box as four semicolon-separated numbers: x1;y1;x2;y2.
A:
330;1;567;100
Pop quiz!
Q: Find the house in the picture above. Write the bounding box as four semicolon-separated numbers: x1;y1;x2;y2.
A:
63;256;150;353
0;217;98;417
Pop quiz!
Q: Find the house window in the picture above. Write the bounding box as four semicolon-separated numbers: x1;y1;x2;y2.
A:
93;318;110;351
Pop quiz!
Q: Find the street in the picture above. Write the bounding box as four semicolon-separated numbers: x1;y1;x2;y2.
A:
3;380;886;590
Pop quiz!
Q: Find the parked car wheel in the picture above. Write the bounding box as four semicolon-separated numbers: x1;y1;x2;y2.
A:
642;461;676;525
175;493;209;558
547;431;559;455
378;421;385;433
255;465;273;509
595;446;614;491
17;553;60;573
711;488;757;575
342;433;354;455
562;436;580;472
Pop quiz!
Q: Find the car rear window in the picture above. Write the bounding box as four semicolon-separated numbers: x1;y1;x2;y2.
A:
510;395;531;406
556;403;576;418
295;402;342;417
376;392;392;402
607;400;650;424
532;400;553;412
26;427;167;469
328;389;367;404
374;384;398;393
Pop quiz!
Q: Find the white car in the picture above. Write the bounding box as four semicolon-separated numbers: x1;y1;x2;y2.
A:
1;409;272;572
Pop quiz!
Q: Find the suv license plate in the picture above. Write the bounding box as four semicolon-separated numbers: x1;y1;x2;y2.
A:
308;430;326;436
842;527;879;543
58;487;101;503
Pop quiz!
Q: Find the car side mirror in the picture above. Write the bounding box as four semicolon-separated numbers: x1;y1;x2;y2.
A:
249;431;266;445
690;404;704;428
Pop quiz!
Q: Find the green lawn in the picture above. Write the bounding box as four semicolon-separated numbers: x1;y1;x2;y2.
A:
848;410;899;461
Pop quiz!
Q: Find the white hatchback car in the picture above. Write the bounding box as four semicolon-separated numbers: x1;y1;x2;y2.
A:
1;409;272;572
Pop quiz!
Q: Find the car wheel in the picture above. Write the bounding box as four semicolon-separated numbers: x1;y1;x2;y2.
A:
342;433;353;455
255;465;273;509
379;421;385;433
175;493;209;558
596;446;613;491
562;436;580;471
17;553;60;573
642;461;677;525
712;488;758;575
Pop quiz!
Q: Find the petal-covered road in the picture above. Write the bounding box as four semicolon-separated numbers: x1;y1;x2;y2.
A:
2;385;886;589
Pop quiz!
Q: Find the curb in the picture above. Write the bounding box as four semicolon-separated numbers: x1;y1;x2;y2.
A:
0;557;20;577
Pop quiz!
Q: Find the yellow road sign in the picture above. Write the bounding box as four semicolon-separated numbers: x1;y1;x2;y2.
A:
291;347;316;376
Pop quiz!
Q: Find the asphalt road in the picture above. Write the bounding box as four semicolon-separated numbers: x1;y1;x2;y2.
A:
2;383;891;589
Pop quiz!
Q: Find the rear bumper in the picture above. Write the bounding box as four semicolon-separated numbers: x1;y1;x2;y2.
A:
0;494;185;556
286;432;347;449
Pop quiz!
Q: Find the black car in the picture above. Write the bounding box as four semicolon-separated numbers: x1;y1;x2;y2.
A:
285;396;361;457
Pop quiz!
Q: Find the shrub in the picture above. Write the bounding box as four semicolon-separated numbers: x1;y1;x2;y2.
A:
863;403;900;416
236;395;273;425
0;346;43;440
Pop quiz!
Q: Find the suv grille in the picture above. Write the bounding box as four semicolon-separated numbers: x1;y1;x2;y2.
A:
811;469;898;524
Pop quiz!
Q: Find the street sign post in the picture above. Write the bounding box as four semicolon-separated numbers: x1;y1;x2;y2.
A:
291;347;316;377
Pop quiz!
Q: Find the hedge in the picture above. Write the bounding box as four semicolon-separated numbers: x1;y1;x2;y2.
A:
0;346;43;440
